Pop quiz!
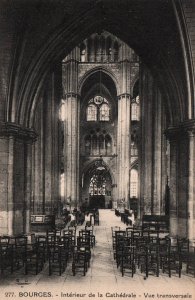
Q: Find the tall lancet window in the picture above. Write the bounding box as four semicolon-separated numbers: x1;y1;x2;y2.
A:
130;169;138;198
131;96;140;121
100;103;110;121
86;104;97;121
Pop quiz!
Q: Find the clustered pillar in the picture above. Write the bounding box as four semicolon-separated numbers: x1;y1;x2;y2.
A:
62;48;80;209
0;123;37;235
166;122;195;240
31;71;60;215
139;64;167;217
117;45;131;207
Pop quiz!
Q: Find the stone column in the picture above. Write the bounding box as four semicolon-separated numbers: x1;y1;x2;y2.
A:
62;48;80;209
165;122;195;239
187;124;195;241
0;122;37;235
44;72;60;214
152;88;167;214
117;53;131;207
139;64;167;217
33;99;44;214
32;70;61;215
63;93;80;209
139;65;153;215
166;128;179;237
24;142;33;233
117;94;131;205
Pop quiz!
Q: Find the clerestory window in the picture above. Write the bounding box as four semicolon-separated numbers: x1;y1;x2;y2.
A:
86;96;110;122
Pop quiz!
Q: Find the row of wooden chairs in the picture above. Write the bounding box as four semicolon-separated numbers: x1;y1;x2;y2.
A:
0;226;96;277
111;227;195;278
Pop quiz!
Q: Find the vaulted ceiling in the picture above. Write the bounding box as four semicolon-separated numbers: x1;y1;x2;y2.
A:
0;0;192;125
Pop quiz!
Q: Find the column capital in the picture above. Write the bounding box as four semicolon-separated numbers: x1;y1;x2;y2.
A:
63;92;81;100
165;119;195;141
182;119;195;136
117;93;131;101
0;122;37;143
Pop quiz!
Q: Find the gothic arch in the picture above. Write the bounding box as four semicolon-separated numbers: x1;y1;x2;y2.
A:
6;1;193;128
81;159;115;186
78;66;119;95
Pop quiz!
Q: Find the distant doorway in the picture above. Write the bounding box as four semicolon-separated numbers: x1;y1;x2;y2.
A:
89;195;105;209
81;158;112;209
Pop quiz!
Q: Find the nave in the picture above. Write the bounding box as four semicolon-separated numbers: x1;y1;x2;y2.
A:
0;210;194;300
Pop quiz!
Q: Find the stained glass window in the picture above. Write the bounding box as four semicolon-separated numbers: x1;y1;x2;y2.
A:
131;141;138;156
89;174;106;195
86;104;97;121
130;169;138;198
86;96;110;122
131;96;140;121
100;103;110;121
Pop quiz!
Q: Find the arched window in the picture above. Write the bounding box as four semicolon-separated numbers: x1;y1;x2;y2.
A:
131;141;138;156
86;104;97;121
89;174;106;196
86;96;110;122
130;169;138;198
131;96;140;121
80;43;86;62
100;103;110;121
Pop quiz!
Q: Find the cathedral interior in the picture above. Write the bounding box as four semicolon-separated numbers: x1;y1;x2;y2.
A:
0;0;195;296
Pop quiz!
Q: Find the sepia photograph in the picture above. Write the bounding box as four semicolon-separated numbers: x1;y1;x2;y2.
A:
0;0;194;299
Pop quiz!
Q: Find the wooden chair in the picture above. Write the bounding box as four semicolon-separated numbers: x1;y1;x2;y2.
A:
79;230;95;248
48;243;68;276
186;246;195;277
140;244;160;278
177;238;189;267
162;243;182;278
120;246;136;277
12;235;28;271
0;239;13;274
25;241;46;275
72;246;89;276
115;236;131;268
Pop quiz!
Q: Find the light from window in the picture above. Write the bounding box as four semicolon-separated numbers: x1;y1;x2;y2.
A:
131;103;139;121
86;96;110;122
89;174;106;195
131;141;138;156
131;96;140;121
61;173;64;198
81;49;86;62
130;169;138;198
100;103;110;121
59;100;66;121
86;104;97;121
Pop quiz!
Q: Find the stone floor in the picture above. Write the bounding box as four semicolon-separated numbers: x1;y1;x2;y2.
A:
0;210;194;300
